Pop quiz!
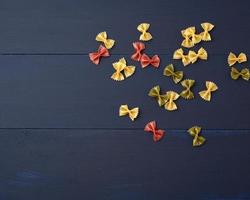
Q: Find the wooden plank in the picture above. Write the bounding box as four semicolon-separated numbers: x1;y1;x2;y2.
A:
0;0;249;199
0;0;249;54
0;129;250;200
0;55;249;129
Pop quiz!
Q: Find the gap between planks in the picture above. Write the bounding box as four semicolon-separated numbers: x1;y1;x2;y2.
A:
0;128;249;131
0;53;244;56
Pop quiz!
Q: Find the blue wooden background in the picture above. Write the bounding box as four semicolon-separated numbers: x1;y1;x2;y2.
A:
0;0;250;199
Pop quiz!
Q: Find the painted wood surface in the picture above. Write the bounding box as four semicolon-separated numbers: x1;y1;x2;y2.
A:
0;0;250;54
0;130;250;200
0;55;249;129
0;0;249;199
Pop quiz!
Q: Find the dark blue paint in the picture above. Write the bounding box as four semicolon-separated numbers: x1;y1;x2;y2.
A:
0;55;249;129
7;171;49;187
0;0;250;199
0;0;250;54
0;130;250;199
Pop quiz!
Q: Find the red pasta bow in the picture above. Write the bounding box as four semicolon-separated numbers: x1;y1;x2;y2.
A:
89;45;110;65
131;42;145;61
144;121;165;142
140;54;160;68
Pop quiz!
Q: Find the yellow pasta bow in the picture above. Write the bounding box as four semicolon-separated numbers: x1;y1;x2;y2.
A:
119;105;139;121
200;22;214;41
163;64;184;84
137;23;152;41
181;28;194;48
199;81;218;101
180;79;195;99
187;126;206;147
227;52;247;66
164;91;180;111
189;27;202;44
231;67;250;81
95;31;115;49
188;47;208;63
111;58;135;81
173;48;190;66
148;85;168;106
181;27;201;48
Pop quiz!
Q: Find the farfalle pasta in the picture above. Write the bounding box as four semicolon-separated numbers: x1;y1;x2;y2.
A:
137;23;152;41
227;52;247;66
131;42;145;61
181;27;201;48
188;27;202;44
199;81;218;101
180;79;195;99
95;31;115;49
119;104;139;121
173;48;190;66
181;22;214;48
163;64;184;84
188;47;208;63
181;28;194;48
144;120;165;142
111;58;135;81
140;54;160;68
231;67;250;81
200;22;214;41
123;65;136;78
148;85;168;106
187;126;206;147
89;45;110;65
176;45;208;67
164;91;180;111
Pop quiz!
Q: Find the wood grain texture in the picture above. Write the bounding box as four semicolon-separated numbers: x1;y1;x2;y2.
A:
0;0;249;54
0;129;250;200
0;0;250;199
0;55;249;129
